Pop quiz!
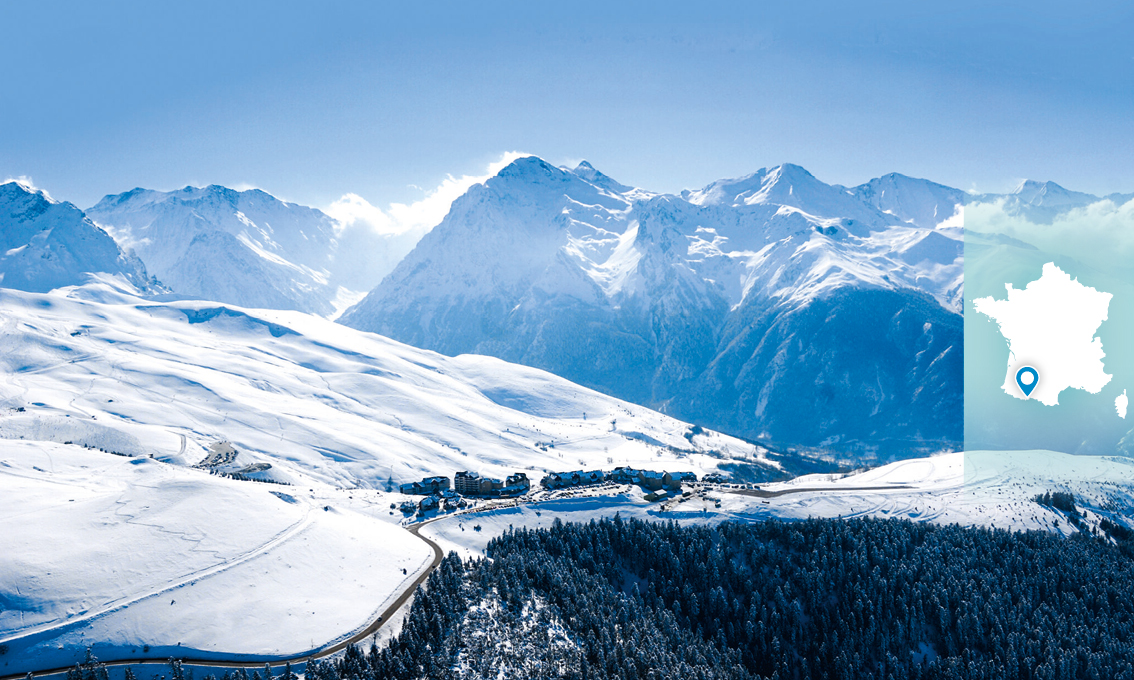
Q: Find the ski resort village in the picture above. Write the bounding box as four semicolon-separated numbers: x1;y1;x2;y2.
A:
4;154;1134;677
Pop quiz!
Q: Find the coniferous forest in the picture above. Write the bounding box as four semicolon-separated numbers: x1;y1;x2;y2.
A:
171;517;1134;680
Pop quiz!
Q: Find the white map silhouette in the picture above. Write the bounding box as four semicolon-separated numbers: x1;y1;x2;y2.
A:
974;262;1112;407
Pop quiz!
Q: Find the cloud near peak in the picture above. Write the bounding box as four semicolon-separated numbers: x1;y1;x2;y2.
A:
2;175;55;202
327;151;530;237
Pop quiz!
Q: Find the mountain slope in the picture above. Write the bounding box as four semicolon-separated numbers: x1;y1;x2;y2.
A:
0;181;156;293
0;440;434;672
0;283;771;489
852;172;965;228
86;185;406;316
340;158;964;457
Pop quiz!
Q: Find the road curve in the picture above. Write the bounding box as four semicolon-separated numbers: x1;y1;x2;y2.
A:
2;520;445;680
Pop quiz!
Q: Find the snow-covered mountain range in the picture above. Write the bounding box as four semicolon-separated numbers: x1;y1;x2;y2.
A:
86;185;412;316
0;181;157;294
4;164;1134;669
6;162;1130;458
338;157;966;457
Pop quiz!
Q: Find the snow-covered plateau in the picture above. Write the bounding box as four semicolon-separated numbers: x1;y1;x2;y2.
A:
0;283;771;487
0;441;433;674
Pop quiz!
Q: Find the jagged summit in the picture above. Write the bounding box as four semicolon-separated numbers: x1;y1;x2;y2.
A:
853;172;965;229
1;178;58;205
0;181;156;293
570;160;634;194
493;155;559;181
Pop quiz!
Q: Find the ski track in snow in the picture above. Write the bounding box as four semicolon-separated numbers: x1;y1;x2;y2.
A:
2;502;314;644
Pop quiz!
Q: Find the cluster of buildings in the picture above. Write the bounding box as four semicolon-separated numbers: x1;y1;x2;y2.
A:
541;466;696;491
455;470;531;497
398;476;450;495
398;465;699;514
399;470;532;513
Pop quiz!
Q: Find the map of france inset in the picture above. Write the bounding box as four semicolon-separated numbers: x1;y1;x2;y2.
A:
973;262;1119;411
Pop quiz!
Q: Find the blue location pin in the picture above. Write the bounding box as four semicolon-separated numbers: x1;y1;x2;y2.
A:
1016;366;1039;397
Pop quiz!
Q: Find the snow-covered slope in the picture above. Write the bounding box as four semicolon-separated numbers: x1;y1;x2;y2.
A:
0;280;784;671
0;181;156;294
86;186;407;317
852;172;965;229
340;157;964;457
0;440;433;672
0;284;770;490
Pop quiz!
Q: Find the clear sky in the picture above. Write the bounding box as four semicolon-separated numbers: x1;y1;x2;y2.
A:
2;0;1132;213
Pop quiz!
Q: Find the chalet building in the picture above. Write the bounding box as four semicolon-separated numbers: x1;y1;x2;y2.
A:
418;496;439;512
455;470;500;496
399;476;450;495
640;470;666;491
454;470;483;495
666;471;698;488
609;467;643;484
547;467;698;491
644;470;698;490
541;469;606;489
455;470;531;497
500;472;531;496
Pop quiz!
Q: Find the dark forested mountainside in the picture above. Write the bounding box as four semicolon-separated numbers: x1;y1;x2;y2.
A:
299;516;1134;680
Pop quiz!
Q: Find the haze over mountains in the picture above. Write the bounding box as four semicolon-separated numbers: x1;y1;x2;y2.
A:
2;162;1124;457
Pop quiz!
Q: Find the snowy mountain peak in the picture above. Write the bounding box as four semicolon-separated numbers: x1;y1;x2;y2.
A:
87;185;361;315
1;178;58;205
494;155;564;183
477;156;633;214
570;160;634;194
853;172;965;229
340;160;964;454
688;163;835;207
1010;179;1097;207
0;181;156;293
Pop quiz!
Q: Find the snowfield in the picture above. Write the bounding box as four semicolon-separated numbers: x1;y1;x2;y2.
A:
0;440;433;675
0;283;768;490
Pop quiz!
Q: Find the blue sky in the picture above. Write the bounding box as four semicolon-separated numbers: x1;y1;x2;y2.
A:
2;1;1132;212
